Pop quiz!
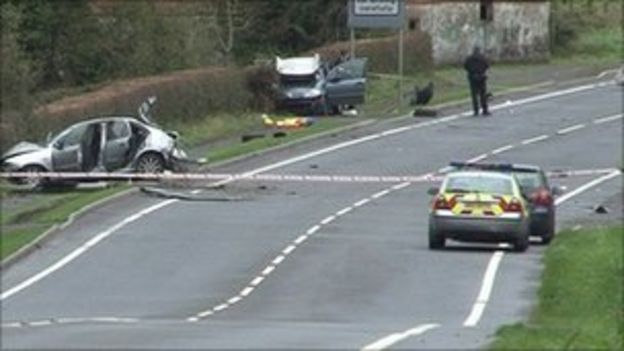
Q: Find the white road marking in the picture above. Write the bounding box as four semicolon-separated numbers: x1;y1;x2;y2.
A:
294;235;308;245
321;216;336;225
463;170;622;327
392;182;412;191
272;255;285;265
306;225;321;235
555;170;621;206
597;69;618;79
593;113;623;124
28;320;52;327
0;199;176;301
354;198;371;207
198;310;214;318
372;189;391;199
250;276;264;286
557;123;586;135
467;154;488;163
463;251;504;327
361;323;440;351
491;144;515;155
336;207;353;216
240;287;254;297
213;304;228;312
228;296;242;305
282;245;296;255
521;134;549;145
262;265;275;276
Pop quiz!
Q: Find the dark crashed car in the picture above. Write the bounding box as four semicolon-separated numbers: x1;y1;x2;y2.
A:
1;97;189;189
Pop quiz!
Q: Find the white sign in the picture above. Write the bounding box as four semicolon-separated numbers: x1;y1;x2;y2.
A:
354;0;400;16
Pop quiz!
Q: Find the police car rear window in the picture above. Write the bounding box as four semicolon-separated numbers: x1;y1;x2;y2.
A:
445;175;513;195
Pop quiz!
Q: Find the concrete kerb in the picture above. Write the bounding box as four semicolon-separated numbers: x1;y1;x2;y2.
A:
0;72;613;269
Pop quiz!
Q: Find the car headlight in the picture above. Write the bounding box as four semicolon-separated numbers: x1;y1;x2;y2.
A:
303;89;322;98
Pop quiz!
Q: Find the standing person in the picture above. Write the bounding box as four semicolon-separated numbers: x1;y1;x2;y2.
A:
464;47;490;116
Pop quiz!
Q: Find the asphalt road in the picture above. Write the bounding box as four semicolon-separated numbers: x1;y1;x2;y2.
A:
1;79;622;349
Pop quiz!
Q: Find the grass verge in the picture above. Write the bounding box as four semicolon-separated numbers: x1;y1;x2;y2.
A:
1;185;128;260
490;225;623;350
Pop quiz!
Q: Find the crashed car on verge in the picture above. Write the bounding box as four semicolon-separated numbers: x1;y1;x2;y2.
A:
275;54;368;115
1;97;188;189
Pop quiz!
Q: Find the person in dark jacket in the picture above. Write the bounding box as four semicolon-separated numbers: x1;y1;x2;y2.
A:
464;47;490;116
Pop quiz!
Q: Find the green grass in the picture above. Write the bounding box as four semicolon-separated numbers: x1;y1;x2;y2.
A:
490;225;623;350
204;118;352;164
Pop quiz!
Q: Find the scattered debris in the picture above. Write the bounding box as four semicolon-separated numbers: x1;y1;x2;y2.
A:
593;205;610;214
241;133;265;143
413;108;438;117
140;186;245;201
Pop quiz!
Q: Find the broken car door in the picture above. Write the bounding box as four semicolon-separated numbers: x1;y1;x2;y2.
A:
103;120;132;170
325;58;368;108
51;124;87;171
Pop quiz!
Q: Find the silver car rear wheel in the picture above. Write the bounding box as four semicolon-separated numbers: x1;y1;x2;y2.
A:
13;165;47;190
136;153;165;173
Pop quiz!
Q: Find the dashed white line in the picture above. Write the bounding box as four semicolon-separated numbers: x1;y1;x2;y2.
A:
521;134;549;145
262;265;276;276
557;123;586;135
28;320;52;327
361;323;441;351
491;144;515;155
228;296;242;305
198;310;214;318
336;207;353;216
272;255;285;265
294;235;308;245
250;276;264;286
213;304;229;312
392;182;412;191
306;225;321;235
593;113;623;124
240;287;254;297
321;216;336;225
354;198;371;207
372;189;391;199
282;245;296;255
467;154;488;163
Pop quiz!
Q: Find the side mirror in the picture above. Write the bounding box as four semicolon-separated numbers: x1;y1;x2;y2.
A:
427;187;439;196
53;140;64;150
551;185;566;196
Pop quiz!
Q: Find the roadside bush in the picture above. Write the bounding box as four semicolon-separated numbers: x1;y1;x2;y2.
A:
245;64;278;112
21;66;252;146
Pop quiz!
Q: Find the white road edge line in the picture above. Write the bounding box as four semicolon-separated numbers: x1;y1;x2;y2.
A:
361;323;440;351
467;154;488;163
463;169;622;328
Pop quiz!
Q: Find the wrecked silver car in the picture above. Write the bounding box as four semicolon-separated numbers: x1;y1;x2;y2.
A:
1;97;189;189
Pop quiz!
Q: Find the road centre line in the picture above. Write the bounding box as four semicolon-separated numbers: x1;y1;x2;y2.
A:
594;113;623;124
240;287;254;297
463;169;621;328
262;265;275;275
294;235;308;245
491;144;515;155
2;80;613;326
272;255;285;265
307;225;321;235
282;245;296;255
336;207;353;216
354;198;371;207
321;216;336;225
467;154;488;163
250;276;264;286
521;134;549;145
557;123;586;135
361;323;441;351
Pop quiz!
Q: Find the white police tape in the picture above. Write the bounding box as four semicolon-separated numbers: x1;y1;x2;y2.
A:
0;168;619;184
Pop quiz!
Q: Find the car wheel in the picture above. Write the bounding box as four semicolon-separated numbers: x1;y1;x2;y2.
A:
428;227;445;250
513;228;530;252
541;221;555;245
14;165;47;190
136;153;165;173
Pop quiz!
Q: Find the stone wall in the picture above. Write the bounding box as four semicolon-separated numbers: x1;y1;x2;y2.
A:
408;1;550;65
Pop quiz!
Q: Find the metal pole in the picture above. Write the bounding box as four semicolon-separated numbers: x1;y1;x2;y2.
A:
398;28;404;108
350;28;356;59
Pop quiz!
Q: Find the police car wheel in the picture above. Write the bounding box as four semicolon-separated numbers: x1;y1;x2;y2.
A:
428;227;445;249
513;229;530;252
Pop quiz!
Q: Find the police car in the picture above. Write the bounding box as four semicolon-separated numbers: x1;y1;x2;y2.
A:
427;164;532;252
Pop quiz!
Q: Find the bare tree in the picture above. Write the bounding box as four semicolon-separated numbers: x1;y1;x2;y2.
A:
207;0;254;64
